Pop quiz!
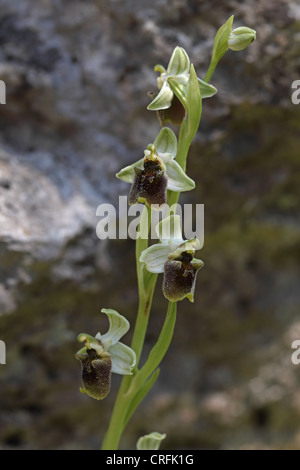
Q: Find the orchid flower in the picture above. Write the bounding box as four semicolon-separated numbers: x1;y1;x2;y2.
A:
75;309;136;400
140;215;204;302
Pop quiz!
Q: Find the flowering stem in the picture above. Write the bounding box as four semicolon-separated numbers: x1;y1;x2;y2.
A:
102;66;202;451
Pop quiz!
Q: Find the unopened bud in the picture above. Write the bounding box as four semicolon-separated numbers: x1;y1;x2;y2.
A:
228;27;256;51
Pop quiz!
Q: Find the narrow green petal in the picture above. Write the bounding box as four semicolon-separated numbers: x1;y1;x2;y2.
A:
98;308;130;349
170;238;201;259
109;342;136;375
139;244;171;273
147;81;173;111
191;258;205;270
154;64;166;74
116;158;144;184
167;46;190;77
154;127;177;159
137;432;166;450
77;333;104;356
165;158;195;192
198;77;217;98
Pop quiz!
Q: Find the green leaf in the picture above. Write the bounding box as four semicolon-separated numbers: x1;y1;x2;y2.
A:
198;77;217;98
212;15;234;64
167;46;190;77
123;369;160;431
116;158;144;184
135;302;177;388
137;431;166;450
186;64;202;141
154;127;177;159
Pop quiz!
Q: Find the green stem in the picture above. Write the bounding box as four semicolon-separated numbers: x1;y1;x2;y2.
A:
101;206;158;450
101;301;177;450
204;60;216;83
130;206;157;366
100;378;131;450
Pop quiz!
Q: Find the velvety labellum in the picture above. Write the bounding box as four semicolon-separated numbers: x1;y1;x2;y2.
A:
77;348;112;400
129;157;168;207
162;252;201;302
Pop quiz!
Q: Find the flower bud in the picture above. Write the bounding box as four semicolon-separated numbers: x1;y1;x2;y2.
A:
129;150;168;207
162;251;203;302
76;348;112;400
228;27;256;51
137;432;166;450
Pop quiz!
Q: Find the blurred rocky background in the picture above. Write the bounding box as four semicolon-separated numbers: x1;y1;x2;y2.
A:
0;0;300;450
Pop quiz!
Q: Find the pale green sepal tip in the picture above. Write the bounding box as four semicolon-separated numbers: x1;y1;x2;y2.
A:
99;308;130;350
77;333;96;343
154;64;166;74
167;46;190;77
154;127;177;159
137;432;166;450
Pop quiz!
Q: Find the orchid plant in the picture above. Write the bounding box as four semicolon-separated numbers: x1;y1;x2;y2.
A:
75;16;256;450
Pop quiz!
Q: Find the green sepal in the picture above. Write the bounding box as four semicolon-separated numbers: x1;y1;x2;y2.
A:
153;127;177;159
198;77;217;98
116;158;144;184
147;81;173;110
167;46;190;77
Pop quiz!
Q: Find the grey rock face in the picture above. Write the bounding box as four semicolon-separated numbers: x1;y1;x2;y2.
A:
0;0;300;450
